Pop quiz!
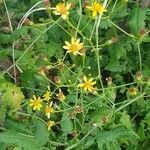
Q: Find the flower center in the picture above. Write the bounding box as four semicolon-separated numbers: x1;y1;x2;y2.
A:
84;81;92;89
93;3;101;11
59;5;67;14
70;44;78;52
34;100;40;106
45;107;53;113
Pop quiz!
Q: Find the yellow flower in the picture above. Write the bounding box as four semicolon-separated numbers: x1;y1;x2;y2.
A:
29;95;42;110
47;120;55;130
63;38;83;55
86;2;107;17
56;89;65;102
128;87;138;96
43;91;51;101
44;105;54;119
78;76;96;92
53;3;72;19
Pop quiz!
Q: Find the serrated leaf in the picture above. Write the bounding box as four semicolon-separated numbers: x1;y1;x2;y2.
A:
0;33;11;44
128;6;146;34
11;26;28;41
0;131;42;150
34;120;49;146
120;111;132;129
60;112;73;134
105;61;123;72
2;84;24;109
97;127;138;150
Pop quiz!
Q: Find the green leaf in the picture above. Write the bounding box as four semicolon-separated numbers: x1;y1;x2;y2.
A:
34;120;49;146
1;78;24;109
120;111;132;129
88;107;111;123
60;112;73;134
0;131;42;150
105;61;123;72
5;120;31;135
2;84;24;109
11;27;28;41
128;6;146;34
111;2;128;19
97;127;138;150
0;33;11;44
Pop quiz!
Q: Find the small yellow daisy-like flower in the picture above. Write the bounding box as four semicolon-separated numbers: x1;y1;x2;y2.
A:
56;89;65;102
53;3;72;19
86;2;107;17
47;120;55;130
78;76;96;92
44;105;54;119
43;91;51;101
63;38;83;56
29;95;42;110
128;87;138;96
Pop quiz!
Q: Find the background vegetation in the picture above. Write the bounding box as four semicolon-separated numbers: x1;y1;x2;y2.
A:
0;0;150;150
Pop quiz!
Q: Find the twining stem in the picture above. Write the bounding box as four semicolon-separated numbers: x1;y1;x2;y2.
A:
108;19;135;38
65;127;96;150
137;43;142;71
3;18;60;75
115;93;145;112
95;0;108;95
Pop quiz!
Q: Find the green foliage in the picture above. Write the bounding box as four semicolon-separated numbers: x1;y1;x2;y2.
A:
34;120;49;146
0;0;150;149
128;6;146;35
0;130;42;150
60;112;73;134
0;75;24;109
96;127;138;150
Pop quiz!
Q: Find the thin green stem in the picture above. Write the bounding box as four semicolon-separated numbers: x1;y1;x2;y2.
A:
137;43;142;71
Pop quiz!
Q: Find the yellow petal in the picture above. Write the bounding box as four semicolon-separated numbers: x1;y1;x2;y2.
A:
83;76;87;82
65;41;71;46
66;3;72;10
63;45;69;49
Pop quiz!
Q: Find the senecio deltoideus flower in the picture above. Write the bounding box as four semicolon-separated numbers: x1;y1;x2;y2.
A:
63;38;83;56
56;89;65;102
86;1;107;17
54;3;72;19
29;95;42;110
43;91;51;101
47;120;55;130
44;105;54;119
78;76;96;92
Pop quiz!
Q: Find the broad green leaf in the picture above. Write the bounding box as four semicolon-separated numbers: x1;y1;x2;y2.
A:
120;111;132;129
34;120;49;146
11;27;28;41
60;112;73;134
105;61;123;72
128;6;146;34
97;127;138;150
2;84;24;109
0;131;42;150
0;33;11;44
1;77;24;109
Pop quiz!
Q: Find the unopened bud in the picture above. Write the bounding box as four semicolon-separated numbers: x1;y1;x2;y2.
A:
136;71;143;81
106;77;112;85
128;87;138;96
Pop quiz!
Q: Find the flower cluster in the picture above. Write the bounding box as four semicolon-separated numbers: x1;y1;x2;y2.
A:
51;1;107;19
29;89;65;130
